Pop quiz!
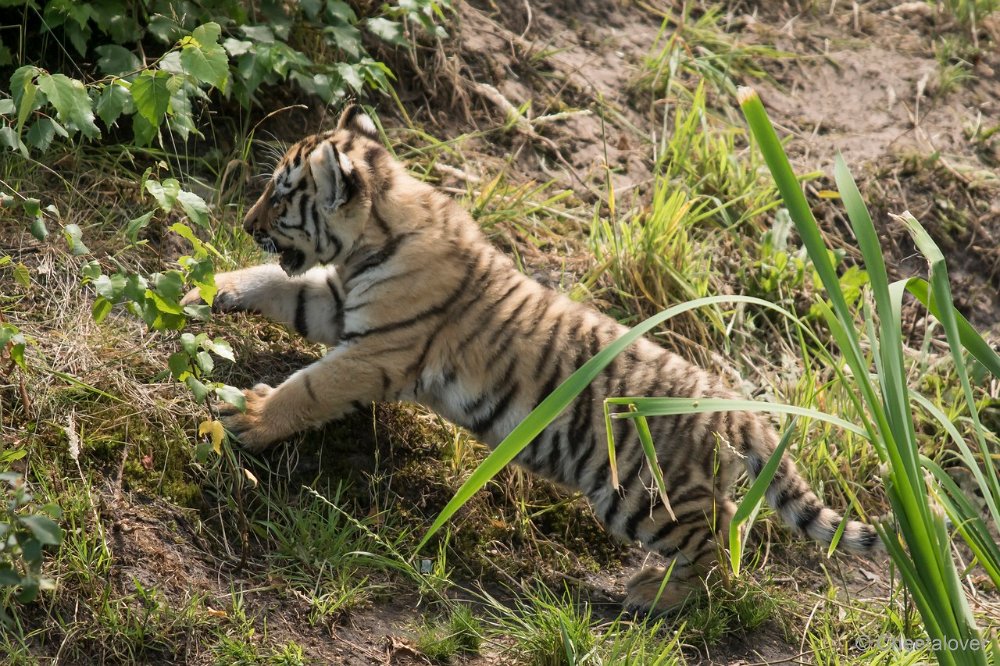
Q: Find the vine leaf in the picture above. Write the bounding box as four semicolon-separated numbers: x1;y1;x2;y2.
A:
131;71;172;127
36;73;100;139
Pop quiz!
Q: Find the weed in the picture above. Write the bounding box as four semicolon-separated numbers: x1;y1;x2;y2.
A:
936;0;1000;42
484;585;597;666
633;3;784;101
0;472;63;623
416;604;483;662
934;38;977;95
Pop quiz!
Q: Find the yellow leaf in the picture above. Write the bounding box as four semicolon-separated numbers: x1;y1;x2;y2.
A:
816;190;841;200
197;419;225;455
205;607;227;618
242;468;258;488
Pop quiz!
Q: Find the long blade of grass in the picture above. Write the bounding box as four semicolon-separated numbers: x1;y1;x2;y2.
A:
835;155;916;461
909;389;1000;533
922;457;1000;587
902;279;1000;378
607;396;867;438
738;87;891;456
630;406;673;517
416;294;803;553
728;420;797;576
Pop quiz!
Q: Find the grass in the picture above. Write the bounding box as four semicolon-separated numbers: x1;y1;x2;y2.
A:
3;1;1000;664
633;3;784;101
416;604;483;662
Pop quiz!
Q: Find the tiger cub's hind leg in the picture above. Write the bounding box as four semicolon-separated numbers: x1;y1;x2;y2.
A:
624;498;736;615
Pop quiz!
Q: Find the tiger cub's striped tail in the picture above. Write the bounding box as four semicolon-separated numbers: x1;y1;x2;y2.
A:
740;415;882;553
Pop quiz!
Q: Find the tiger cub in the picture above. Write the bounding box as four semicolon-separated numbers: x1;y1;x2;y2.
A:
181;105;880;613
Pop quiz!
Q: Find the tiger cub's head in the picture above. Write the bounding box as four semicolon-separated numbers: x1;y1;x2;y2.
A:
243;105;385;275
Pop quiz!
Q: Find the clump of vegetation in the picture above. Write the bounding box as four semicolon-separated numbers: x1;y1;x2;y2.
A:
416;604;483;662
0;472;63;623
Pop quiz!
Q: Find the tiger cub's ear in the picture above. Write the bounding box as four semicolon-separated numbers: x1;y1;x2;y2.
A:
308;142;353;212
337;104;378;139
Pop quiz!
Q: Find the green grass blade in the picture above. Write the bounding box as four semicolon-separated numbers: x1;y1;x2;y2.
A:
416;294;803;553
607;396;867;438
922;458;1000;587
836;155;919;480
604;400;619;489
728;420;796;576
737;90;858;348
739;87;889;453
910;390;1000;529
630;407;672;513
903;279;1000;378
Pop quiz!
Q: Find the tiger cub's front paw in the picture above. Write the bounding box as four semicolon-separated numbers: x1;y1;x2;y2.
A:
180;274;244;312
218;383;282;452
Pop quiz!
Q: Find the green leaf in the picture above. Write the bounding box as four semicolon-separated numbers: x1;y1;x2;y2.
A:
180;22;230;92
325;24;362;59
22;197;40;217
26;117;60;151
223;38;253;57
326;0;357;23
145;178;180;212
147;13;182;43
29;215;48;241
125;211;155;243
176;189;210;227
301;0;322;18
80;260;101;282
240;25;275;43
366;18;404;46
336;62;364;93
0;565;20;586
184;303;211;320
148;289;183;315
18;514;62;545
180;332;198;356
152;270;184;301
36;73;100;139
11;65;41;139
91;296;113;323
195;439;213;463
0;126;26;155
95;44;140;75
123;274;148;302
130;71;172;127
185;375;210;402
185;257;217;305
168;352;189;379
166;86;198;141
215;385;246;411
63;223;89;255
94;273;126;301
15;579;39;604
194;350;214;374
131;112;157;146
96;83;131;128
208;338;234;362
12;262;30;288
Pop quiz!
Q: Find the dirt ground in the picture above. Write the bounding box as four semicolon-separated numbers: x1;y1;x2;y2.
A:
14;0;1000;664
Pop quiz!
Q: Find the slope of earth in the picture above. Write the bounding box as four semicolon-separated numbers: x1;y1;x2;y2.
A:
3;1;999;665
